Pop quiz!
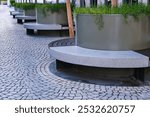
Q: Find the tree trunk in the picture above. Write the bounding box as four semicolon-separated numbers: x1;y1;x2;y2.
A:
111;0;118;7
66;0;75;38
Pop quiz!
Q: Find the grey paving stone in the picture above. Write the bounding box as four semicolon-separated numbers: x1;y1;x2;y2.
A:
73;97;83;100
0;5;150;100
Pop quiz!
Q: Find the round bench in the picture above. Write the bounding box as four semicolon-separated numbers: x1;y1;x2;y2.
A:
15;15;36;24
23;23;69;36
11;11;23;18
50;46;149;68
49;39;150;82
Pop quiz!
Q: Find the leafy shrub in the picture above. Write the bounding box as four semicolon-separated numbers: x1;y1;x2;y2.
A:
75;4;150;30
35;3;67;13
74;4;150;17
35;3;74;16
13;3;35;10
10;0;15;6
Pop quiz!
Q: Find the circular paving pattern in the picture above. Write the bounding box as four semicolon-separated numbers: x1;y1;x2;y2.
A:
0;5;150;100
37;59;150;100
48;38;75;48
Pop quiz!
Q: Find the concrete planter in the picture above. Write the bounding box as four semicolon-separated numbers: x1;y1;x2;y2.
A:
76;14;150;51
36;8;68;25
14;7;23;12
24;9;36;16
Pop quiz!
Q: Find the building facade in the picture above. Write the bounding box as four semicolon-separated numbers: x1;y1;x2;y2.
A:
75;0;149;7
6;0;150;7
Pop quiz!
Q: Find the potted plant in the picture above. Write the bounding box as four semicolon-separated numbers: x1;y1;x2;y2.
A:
10;1;23;12
74;3;150;51
14;3;36;16
10;0;15;7
35;3;68;25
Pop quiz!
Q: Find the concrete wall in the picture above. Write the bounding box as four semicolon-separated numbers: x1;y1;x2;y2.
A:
76;14;150;51
36;8;68;25
24;9;36;16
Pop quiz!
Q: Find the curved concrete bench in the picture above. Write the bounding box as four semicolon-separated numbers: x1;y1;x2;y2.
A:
23;23;69;35
11;11;23;18
50;46;149;68
9;10;15;15
15;16;36;24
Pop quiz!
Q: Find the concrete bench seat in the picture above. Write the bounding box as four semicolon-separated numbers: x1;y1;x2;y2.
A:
24;23;69;30
15;16;36;24
11;11;23;18
50;46;149;68
9;10;15;15
23;23;69;35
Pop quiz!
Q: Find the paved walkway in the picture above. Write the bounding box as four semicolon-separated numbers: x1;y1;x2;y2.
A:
0;5;150;100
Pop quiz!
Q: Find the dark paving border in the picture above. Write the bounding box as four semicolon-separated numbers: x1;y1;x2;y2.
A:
48;38;75;48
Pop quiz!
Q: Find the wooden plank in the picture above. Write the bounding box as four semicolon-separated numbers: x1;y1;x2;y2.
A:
66;0;75;38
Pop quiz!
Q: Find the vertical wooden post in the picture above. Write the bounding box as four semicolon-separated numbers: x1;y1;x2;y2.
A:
112;0;118;7
66;0;75;38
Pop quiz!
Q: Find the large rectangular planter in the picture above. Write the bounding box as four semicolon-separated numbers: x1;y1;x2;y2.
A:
76;14;150;51
24;9;36;16
36;8;68;25
14;7;23;12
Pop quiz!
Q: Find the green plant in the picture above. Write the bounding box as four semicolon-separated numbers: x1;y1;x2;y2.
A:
75;4;150;30
35;3;67;13
35;3;74;15
94;15;104;30
75;4;150;17
10;0;15;6
13;3;35;10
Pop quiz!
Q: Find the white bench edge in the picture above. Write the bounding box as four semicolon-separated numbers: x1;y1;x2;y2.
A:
50;46;149;68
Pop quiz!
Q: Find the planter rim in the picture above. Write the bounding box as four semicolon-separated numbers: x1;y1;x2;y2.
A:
76;14;150;16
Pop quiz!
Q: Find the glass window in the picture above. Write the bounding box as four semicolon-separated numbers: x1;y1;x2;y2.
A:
90;0;97;7
104;0;111;5
123;0;138;4
80;0;85;7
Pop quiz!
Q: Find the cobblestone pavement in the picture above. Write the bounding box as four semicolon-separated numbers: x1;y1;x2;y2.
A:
0;5;150;100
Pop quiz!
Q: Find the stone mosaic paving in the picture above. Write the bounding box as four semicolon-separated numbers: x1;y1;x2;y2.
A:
0;5;150;100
